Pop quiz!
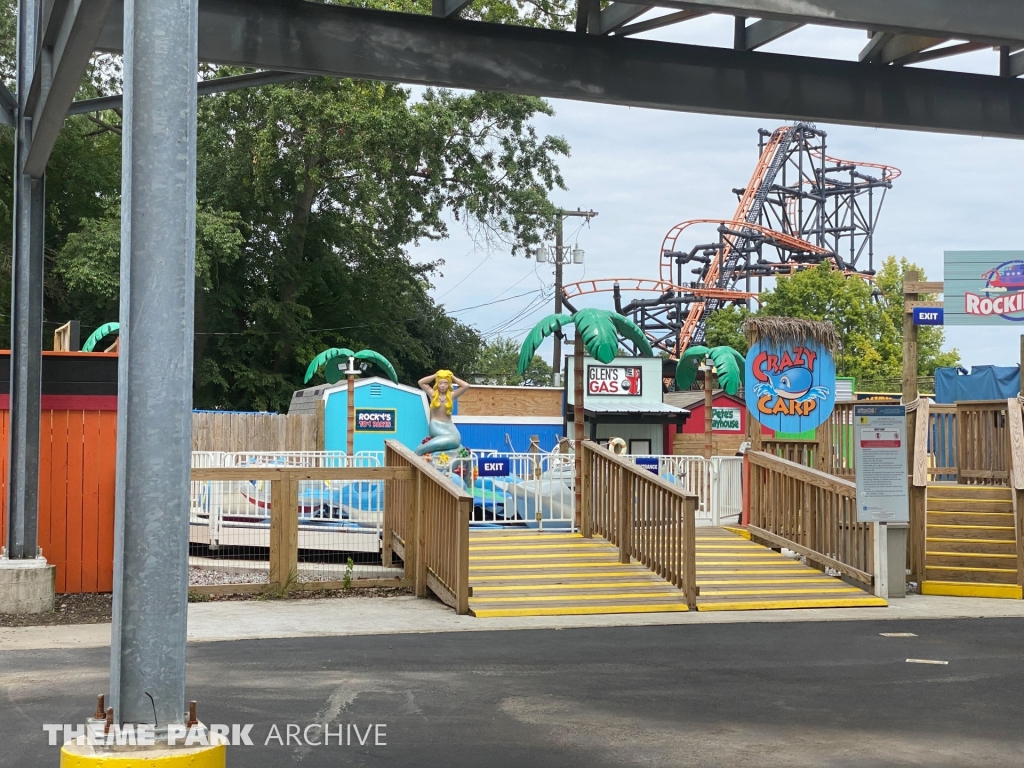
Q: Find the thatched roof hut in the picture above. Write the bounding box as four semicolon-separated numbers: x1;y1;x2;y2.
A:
743;316;839;352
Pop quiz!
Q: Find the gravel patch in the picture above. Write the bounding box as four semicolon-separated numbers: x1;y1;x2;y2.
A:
0;593;112;627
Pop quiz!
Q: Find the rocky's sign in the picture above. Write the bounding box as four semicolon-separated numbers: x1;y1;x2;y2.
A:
745;339;836;432
945;251;1024;325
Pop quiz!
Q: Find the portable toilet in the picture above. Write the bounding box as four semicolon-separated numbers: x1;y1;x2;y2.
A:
288;377;430;453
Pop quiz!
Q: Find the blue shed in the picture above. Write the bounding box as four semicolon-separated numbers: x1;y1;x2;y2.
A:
289;377;430;453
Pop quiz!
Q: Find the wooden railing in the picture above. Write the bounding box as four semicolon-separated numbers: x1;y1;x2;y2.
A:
1005;399;1024;588
383;440;471;614
188;464;413;594
926;403;958;481
818;400;899;477
760;439;818;469
957;400;1010;485
747;450;880;593
580;440;698;609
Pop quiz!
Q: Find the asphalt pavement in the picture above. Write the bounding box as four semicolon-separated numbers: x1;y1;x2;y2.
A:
4;618;1024;767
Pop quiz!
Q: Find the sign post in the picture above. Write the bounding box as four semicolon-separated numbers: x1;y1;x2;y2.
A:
854;404;910;523
854;404;910;600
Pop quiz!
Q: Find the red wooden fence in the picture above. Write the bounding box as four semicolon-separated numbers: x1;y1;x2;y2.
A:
0;409;117;593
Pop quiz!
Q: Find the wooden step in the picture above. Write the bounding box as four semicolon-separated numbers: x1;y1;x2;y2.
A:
922;581;1023;599
926;538;1018;555
926;511;1014;527
927;497;1013;513
927;484;1012;500
926;524;1015;540
924;566;1018;584
927;552;1016;570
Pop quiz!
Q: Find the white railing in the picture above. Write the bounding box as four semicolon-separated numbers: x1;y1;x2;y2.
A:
626;454;744;526
189;451;388;554
436;451;576;529
190;449;742;548
710;457;743;525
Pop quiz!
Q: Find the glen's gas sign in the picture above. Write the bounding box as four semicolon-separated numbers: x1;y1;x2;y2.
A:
587;365;642;396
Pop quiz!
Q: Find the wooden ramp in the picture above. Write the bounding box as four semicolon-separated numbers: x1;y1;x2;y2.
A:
922;484;1023;599
468;531;692;618
697;528;887;611
468;528;885;617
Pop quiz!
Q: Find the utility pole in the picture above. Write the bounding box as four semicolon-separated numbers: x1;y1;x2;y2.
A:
550;208;597;381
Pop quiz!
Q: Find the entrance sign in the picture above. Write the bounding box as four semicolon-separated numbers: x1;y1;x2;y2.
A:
854;404;909;523
711;407;742;432
912;307;943;326
587;365;642;396
945;251;1024;325
634;456;659;473
354;408;396;432
745;339;836;432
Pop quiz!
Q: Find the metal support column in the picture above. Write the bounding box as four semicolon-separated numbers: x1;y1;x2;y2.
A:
6;0;45;561
110;0;199;727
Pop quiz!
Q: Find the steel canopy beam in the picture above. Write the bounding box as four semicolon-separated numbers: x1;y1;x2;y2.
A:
91;0;1024;139
595;0;1024;46
736;18;803;51
65;70;307;115
23;0;114;178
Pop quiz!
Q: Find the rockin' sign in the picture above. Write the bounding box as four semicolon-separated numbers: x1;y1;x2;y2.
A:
945;251;1024;325
744;339;836;432
587;365;642;396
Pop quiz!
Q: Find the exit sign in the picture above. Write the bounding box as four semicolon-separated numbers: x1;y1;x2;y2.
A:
912;307;944;325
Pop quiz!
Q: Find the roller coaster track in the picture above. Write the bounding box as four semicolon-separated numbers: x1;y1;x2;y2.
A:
565;123;900;358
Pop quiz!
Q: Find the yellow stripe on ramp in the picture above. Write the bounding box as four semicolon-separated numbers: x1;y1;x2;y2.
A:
471;604;690;618
699;597;887;611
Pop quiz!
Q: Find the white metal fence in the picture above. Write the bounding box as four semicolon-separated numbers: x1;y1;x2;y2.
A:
188;449;743;580
189;451;394;584
626;455;743;526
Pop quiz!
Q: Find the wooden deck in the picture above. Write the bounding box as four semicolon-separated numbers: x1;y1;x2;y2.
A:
467;528;886;617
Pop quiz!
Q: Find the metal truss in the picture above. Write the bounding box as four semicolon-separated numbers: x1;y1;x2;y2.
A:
565;123;899;356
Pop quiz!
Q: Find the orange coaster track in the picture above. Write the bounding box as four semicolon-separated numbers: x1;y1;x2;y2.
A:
564;123;899;357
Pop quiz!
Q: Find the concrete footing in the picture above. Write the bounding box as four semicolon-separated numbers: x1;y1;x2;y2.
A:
61;742;225;767
0;555;55;614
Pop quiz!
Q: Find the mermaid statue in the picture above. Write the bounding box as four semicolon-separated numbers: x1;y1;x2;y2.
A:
415;370;470;456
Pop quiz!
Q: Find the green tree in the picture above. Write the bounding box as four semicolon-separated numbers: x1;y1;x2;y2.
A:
0;0;572;412
756;257;960;389
704;305;751;355
473;336;553;385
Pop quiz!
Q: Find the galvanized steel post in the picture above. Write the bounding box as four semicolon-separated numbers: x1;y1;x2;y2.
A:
6;0;44;561
110;0;199;727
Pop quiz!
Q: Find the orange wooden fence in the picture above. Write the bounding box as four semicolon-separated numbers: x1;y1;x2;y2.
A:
0;409;117;593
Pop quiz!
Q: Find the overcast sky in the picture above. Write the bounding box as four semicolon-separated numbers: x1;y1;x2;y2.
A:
412;14;1024;373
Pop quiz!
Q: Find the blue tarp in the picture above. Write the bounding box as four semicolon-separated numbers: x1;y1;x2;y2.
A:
934;365;1020;404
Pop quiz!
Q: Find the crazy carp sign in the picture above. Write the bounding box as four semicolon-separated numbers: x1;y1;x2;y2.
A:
744;339;836;432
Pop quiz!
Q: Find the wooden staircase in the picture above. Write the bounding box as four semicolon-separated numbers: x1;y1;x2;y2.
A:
922;484;1023;599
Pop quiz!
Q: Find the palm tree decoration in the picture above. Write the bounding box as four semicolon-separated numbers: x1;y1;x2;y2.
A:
675;345;745;459
305;348;398;455
518;308;653;526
